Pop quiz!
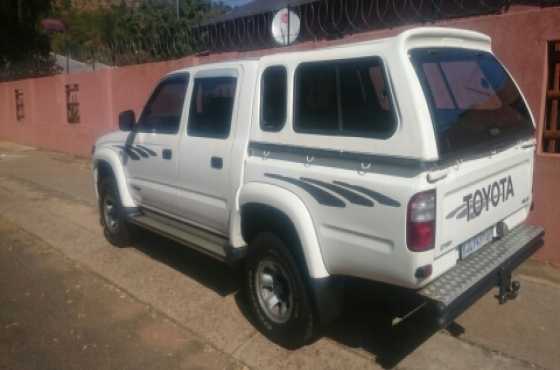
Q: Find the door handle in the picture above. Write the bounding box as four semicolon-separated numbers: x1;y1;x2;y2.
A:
162;149;172;160
211;156;223;169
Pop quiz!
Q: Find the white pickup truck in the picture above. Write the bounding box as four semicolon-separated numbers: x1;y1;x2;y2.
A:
92;27;544;347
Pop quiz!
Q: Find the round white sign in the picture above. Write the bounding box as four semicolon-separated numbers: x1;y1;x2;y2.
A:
271;8;300;46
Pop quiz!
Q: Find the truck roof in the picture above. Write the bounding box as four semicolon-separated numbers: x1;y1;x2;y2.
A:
170;27;491;76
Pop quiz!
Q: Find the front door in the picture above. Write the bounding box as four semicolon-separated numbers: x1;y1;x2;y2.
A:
125;74;189;216
176;69;239;234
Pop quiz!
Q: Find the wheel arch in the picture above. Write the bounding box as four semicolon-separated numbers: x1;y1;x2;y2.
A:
239;182;344;325
238;182;329;279
93;148;136;208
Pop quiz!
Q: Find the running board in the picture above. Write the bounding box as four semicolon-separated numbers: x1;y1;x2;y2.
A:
128;209;245;264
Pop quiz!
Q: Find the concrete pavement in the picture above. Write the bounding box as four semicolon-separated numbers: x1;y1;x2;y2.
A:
0;141;559;370
0;218;246;370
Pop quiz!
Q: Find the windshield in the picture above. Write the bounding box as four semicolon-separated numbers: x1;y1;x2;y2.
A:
410;48;534;158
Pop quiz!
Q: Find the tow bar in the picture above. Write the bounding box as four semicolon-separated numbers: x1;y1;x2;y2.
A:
497;267;521;304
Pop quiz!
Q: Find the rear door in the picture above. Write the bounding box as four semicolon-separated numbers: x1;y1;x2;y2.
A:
410;48;536;258
175;69;239;234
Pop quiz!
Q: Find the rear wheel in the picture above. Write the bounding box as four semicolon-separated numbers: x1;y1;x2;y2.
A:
244;232;315;348
99;177;132;247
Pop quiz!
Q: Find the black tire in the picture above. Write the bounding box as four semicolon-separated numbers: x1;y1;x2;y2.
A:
99;177;132;247
244;232;315;348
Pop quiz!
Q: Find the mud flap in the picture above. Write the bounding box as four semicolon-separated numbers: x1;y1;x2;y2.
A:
309;276;344;326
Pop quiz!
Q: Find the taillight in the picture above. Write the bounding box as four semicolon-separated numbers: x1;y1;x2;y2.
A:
407;190;436;252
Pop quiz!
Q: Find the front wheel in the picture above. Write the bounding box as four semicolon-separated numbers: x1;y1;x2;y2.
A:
244;233;315;348
99;177;132;247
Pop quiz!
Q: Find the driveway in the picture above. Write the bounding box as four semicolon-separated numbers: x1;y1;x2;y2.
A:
0;141;559;370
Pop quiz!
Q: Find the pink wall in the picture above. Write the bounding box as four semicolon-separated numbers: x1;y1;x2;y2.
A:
0;58;198;156
0;72;113;156
0;6;559;265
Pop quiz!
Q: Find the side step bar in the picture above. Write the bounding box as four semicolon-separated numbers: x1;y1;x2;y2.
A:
127;208;246;265
419;224;544;327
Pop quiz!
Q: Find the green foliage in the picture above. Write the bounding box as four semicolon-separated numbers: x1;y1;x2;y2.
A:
0;0;61;81
50;0;229;66
0;0;229;79
50;6;106;63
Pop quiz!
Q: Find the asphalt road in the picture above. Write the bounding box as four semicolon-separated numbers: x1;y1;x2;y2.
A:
1;141;559;370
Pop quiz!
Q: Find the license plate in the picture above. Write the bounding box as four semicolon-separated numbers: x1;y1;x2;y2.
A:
460;228;494;260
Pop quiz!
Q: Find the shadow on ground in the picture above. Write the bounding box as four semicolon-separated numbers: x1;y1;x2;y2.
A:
130;228;444;369
132;228;240;297
323;282;442;369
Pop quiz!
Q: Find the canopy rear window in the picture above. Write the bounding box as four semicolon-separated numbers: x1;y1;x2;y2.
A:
410;48;534;158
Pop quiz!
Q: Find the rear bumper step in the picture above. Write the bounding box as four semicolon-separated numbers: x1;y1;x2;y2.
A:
419;224;544;327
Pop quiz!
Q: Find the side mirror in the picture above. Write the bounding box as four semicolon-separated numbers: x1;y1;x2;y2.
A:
118;110;135;131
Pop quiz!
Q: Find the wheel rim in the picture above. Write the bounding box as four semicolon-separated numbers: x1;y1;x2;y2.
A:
103;195;119;233
255;258;294;324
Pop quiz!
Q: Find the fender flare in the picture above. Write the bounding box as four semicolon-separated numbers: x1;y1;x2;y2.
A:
92;147;137;208
238;182;330;279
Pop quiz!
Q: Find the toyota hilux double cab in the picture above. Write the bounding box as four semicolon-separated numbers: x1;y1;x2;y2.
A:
92;27;544;347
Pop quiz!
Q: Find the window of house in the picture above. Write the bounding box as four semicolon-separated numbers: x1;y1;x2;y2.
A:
65;84;80;124
544;41;560;154
261;66;287;131
137;75;189;134
15;89;24;122
187;76;237;139
294;57;396;139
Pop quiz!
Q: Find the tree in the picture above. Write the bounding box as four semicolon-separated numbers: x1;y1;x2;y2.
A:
0;0;59;80
49;0;230;66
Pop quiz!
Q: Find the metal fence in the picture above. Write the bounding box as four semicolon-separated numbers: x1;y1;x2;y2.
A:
101;0;560;59
99;0;532;64
192;0;560;52
4;0;560;80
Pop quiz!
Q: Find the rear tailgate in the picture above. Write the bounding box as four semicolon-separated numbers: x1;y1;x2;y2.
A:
436;142;534;258
409;47;537;259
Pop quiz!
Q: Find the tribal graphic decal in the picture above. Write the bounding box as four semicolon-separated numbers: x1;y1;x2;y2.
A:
265;174;401;209
113;145;158;161
446;203;469;220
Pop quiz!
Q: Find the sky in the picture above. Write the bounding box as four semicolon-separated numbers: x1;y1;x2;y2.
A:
214;0;253;7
